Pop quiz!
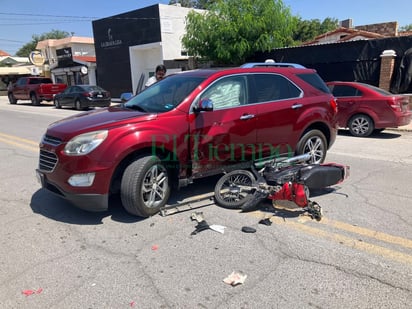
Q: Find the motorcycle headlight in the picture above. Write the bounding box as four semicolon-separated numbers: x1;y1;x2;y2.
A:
64;130;108;156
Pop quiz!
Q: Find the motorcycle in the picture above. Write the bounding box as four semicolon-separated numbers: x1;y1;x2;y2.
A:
214;153;350;220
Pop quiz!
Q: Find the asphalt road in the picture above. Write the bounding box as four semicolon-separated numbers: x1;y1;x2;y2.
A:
0;97;411;309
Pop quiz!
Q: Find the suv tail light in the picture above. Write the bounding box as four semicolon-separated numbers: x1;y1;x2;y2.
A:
330;98;338;113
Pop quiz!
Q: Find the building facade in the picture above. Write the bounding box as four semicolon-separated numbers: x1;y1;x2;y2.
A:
92;4;203;97
0;52;35;95
36;36;97;86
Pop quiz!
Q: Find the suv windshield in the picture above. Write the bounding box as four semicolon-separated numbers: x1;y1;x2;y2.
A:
125;75;206;113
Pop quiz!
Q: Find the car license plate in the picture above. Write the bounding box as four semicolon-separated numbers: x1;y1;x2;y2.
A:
97;94;103;98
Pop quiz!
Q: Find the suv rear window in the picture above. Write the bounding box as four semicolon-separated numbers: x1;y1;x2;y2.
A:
297;73;330;94
249;74;302;103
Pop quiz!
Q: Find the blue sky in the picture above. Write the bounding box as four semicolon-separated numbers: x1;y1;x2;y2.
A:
0;0;410;55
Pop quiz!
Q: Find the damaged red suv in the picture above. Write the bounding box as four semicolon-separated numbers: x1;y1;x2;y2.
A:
37;67;338;217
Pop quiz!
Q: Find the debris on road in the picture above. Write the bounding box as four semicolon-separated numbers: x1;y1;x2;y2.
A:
259;218;272;226
223;271;247;286
241;226;256;233
22;288;43;296
190;212;226;235
209;224;226;234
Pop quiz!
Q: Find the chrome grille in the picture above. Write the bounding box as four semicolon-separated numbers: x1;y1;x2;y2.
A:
39;150;58;172
43;135;62;147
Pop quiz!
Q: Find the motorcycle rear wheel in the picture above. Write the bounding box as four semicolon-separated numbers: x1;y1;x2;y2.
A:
214;170;256;209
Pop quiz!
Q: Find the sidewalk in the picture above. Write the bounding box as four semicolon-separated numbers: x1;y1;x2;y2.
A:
386;122;412;132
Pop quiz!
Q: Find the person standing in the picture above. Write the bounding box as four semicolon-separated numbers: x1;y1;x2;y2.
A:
145;64;167;88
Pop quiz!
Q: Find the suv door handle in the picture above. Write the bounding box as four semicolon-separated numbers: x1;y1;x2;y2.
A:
291;104;303;109
240;114;255;120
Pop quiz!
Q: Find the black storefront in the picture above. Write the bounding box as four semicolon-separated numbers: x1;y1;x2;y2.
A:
92;5;162;97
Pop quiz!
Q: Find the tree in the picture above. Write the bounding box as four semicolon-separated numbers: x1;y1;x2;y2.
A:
182;0;296;65
292;17;339;44
399;24;412;32
168;0;214;9
16;29;71;57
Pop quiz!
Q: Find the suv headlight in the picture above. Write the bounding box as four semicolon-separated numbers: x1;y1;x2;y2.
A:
64;130;108;155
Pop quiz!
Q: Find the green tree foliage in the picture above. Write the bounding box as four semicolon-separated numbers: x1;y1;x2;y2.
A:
292;17;339;44
169;0;214;9
16;29;71;57
182;0;296;65
399;24;412;31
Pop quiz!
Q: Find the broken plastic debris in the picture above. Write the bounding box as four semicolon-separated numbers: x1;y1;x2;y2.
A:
259;218;272;226
191;220;210;235
223;271;247;286
190;212;204;223
241;226;256;233
209;224;226;234
22;288;43;296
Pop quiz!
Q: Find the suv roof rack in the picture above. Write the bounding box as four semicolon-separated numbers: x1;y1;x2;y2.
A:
240;61;305;69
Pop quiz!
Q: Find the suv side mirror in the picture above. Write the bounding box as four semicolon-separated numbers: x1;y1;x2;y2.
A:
194;98;214;112
120;92;134;102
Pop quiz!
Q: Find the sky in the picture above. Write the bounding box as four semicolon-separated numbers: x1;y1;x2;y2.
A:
0;0;410;55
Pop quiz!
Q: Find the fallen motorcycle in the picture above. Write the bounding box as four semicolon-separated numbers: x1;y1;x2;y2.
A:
214;153;350;220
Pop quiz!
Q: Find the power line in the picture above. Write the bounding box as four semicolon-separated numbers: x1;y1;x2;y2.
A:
0;12;184;21
0;38;26;43
0;21;91;26
0;12;98;19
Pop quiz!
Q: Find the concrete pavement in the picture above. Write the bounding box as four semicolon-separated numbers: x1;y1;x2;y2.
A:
387;122;412;132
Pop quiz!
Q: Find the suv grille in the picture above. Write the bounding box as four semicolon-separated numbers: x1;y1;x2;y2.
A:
43;135;62;146
39;150;58;172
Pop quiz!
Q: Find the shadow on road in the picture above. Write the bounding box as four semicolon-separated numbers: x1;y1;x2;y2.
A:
30;189;143;225
338;129;401;139
30;175;221;225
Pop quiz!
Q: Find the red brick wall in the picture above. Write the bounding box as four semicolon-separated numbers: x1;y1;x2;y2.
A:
356;22;398;36
379;54;396;91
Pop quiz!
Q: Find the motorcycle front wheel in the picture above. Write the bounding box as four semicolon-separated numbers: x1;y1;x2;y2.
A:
214;170;256;209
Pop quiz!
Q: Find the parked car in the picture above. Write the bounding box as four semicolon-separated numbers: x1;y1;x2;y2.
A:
53;85;111;110
327;81;412;137
37;67;338;217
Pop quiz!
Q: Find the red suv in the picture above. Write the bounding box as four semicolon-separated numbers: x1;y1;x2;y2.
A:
37;67;338;217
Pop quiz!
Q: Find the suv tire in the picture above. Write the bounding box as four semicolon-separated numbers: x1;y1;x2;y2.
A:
296;129;327;164
121;155;170;217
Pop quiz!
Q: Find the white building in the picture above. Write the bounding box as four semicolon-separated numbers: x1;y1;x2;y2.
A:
36;36;97;86
92;4;204;97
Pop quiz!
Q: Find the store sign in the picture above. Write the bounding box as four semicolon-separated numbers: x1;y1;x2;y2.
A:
29;51;45;66
100;28;123;48
56;47;73;66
